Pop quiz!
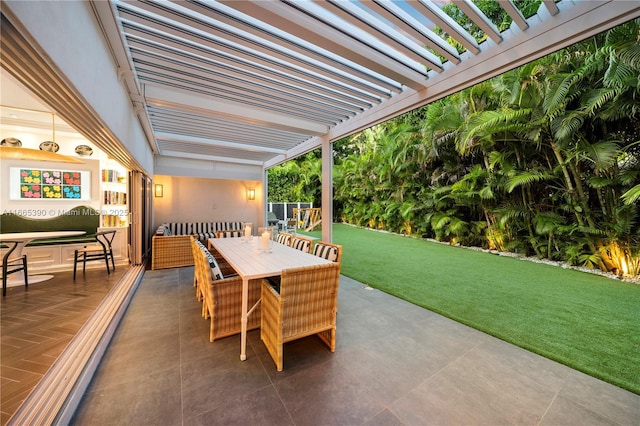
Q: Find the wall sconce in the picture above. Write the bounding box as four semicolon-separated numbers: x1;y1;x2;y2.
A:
247;188;256;201
154;184;164;198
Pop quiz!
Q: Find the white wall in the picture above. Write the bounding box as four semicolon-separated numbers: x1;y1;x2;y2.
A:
152;175;263;230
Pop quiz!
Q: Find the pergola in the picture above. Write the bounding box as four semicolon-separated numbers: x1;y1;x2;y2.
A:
3;0;639;242
93;0;640;166
2;1;640;423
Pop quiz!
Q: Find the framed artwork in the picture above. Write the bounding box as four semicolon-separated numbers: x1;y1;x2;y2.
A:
9;167;91;200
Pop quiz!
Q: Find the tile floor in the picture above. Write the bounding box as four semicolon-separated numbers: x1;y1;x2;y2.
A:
70;267;640;425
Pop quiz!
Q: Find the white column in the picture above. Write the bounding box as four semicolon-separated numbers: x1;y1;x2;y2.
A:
321;135;333;242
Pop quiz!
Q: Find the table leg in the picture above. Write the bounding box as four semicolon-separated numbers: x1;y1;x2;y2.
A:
4;241;27;284
240;277;249;361
3;240;54;286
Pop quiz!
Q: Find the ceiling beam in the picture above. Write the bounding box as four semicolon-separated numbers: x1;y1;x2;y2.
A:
143;85;329;135
154;132;287;154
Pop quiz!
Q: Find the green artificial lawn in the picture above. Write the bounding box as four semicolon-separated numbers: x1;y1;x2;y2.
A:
302;224;640;394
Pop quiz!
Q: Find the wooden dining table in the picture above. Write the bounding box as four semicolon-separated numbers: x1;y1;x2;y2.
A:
208;236;333;361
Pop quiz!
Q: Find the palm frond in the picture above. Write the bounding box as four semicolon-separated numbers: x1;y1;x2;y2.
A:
506;171;552;193
479;185;495;200
604;61;636;89
533;211;566;235
551;113;584;141
579;140;620;171
544;73;578;114
496;207;526;227
431;212;452;230
622;184;640;205
456;108;532;153
580;88;620;115
587;175;616;189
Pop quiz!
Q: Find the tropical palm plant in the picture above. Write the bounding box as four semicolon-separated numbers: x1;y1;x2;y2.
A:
299;19;640;278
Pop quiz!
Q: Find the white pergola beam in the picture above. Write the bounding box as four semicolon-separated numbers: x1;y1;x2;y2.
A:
415;0;481;55
499;0;529;31
155;132;287;155
144;85;329;135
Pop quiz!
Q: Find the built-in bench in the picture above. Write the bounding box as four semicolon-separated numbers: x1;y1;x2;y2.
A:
0;206;99;245
0;206;129;274
152;221;243;270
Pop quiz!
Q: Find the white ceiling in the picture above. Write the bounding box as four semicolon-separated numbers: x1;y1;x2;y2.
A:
0;70;87;138
1;70;49;111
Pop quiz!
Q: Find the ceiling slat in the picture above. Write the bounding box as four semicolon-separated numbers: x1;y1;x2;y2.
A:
367;0;461;64
129;49;370;113
498;0;529;31
456;0;503;44
319;0;444;72
121;1;401;94
414;0;481;55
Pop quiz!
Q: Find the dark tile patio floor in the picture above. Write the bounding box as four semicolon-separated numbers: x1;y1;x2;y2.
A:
71;267;640;425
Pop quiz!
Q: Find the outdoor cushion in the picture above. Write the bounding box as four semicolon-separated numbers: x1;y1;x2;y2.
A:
313;243;339;262
166;222;192;235
152;221;245;269
276;233;292;246
193;221;243;242
217;230;243;238
196;240;224;280
291;237;311;253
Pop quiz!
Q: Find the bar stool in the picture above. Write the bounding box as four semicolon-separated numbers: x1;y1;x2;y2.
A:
2;241;28;297
73;230;116;280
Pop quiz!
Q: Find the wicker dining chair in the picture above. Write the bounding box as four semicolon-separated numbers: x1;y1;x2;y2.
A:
196;244;261;342
189;237;206;304
312;241;343;263
260;262;341;371
191;237;214;319
276;232;293;246
2;241;28;297
207;240;239;278
291;235;314;253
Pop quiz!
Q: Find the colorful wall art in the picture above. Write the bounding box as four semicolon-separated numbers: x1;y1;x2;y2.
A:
9;167;90;200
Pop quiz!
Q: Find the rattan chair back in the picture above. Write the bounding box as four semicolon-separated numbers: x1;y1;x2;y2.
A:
260;262;340;371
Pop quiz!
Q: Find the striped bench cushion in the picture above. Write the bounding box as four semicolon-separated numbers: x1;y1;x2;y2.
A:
217;230;243;238
159;222;244;242
166;222;192;235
